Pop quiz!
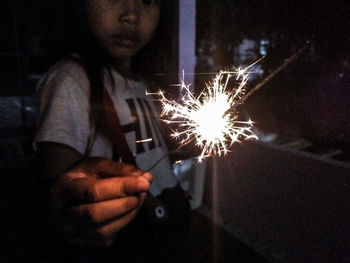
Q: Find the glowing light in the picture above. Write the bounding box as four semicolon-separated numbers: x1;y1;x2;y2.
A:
136;138;153;144
148;62;259;162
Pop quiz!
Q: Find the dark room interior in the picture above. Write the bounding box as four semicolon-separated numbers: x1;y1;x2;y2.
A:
1;0;349;262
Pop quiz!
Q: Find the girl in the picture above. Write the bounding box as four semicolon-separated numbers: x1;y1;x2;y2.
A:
35;0;190;262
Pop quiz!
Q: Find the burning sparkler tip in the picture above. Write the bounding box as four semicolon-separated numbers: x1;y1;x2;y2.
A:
150;60;262;161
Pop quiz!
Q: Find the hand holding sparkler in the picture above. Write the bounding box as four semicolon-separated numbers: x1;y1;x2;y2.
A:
49;157;152;247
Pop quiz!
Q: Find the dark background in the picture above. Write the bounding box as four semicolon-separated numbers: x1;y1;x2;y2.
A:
195;0;350;149
0;0;349;261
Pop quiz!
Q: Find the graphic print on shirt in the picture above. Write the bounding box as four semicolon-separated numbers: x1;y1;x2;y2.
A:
123;98;163;154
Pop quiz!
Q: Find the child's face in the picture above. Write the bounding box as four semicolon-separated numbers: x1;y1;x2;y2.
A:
85;0;160;64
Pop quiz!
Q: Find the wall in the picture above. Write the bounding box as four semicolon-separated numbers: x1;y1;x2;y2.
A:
203;141;350;262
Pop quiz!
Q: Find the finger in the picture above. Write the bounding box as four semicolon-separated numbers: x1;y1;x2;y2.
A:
91;208;139;243
67;208;139;247
142;172;153;183
139;192;147;206
68;157;142;178
66;175;150;203
61;207;140;247
69;196;140;224
89;158;141;178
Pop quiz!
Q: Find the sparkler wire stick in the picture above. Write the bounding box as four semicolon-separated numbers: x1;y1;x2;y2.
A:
143;149;182;172
144;154;169;173
141;149;181;220
243;41;311;102
145;42;310;165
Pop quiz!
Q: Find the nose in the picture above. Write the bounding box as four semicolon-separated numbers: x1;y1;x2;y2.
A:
120;0;140;25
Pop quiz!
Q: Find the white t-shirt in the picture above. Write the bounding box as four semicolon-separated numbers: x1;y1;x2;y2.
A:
34;59;177;196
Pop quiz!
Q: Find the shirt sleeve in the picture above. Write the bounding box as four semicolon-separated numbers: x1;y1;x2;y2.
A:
34;61;91;155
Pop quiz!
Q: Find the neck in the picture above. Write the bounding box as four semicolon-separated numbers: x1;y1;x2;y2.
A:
111;59;139;81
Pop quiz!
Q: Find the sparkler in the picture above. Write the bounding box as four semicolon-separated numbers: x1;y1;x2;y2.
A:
148;59;263;162
145;43;310;164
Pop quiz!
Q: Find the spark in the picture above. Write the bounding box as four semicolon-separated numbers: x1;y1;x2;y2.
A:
136;138;153;144
148;62;260;162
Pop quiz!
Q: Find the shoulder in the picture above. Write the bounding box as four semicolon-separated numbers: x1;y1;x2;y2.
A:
54;57;88;76
37;57;90;95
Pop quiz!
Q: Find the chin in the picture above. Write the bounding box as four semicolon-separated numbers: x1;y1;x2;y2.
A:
109;45;140;58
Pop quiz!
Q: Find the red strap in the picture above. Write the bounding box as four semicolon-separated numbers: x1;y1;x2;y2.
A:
102;87;137;166
63;56;169;221
102;86;168;221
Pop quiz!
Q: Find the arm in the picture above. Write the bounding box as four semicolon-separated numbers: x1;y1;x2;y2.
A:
35;61;152;247
37;142;153;247
36;142;83;183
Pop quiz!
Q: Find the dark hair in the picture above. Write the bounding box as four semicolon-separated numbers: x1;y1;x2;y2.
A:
43;0;174;154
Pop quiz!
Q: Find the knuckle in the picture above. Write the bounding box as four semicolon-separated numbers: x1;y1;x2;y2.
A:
95;158;108;168
87;206;101;223
121;163;137;175
86;183;101;202
143;172;153;182
124;197;139;210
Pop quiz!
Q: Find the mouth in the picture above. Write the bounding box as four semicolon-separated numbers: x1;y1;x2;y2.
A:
112;32;140;48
